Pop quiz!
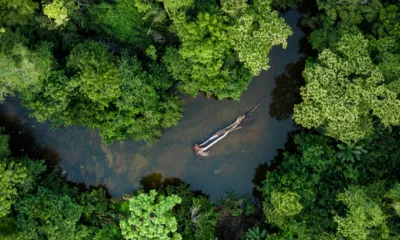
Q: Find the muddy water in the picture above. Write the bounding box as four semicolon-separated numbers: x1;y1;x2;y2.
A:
0;10;304;200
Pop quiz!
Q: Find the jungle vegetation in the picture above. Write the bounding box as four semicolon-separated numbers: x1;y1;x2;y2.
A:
1;0;400;239
0;0;291;143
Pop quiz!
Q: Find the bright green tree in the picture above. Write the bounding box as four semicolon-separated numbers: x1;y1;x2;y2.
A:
0;132;46;219
158;0;194;17
164;0;291;99
0;41;53;100
334;186;389;240
0;160;28;218
229;0;291;76
264;191;303;228
43;0;69;27
386;183;400;216
66;41;122;107
120;190;182;240
294;33;400;143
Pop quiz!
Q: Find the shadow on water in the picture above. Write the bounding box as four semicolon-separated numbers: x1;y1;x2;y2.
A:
0;101;119;198
269;57;306;121
0;10;307;201
251;130;300;200
0;107;60;167
138;172;206;197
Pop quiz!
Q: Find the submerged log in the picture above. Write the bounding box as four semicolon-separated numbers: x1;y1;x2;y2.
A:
193;104;259;157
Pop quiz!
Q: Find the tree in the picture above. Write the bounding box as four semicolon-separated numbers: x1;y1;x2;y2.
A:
316;0;382;25
164;0;291;99
0;0;38;26
264;191;303;228
43;0;70;27
373;5;400;41
385;183;400;217
271;0;296;11
120;190;182;240
371;5;400;90
294;33;400;143
0;132;46;218
163;12;252;100
334;186;388;240
217;190;256;217
0;40;53;100
260;127;400;238
89;0;147;44
336;141;368;162
261;133;340;238
22;41;183;143
15;187;90;240
166;184;219;240
245;226;267;240
229;0;292;76
158;0;194;17
220;0;247;17
0;159;28;218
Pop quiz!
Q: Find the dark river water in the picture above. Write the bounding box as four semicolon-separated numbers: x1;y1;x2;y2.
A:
0;10;304;200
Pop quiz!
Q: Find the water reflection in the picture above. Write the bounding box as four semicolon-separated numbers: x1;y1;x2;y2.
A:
0;10;305;200
0;109;60;167
139;172;186;192
269;57;306;120
251;130;299;200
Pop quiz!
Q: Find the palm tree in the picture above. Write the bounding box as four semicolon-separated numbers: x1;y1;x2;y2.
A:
336;142;368;162
245;226;267;240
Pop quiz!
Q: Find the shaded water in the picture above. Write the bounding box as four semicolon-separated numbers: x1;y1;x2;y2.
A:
0;10;304;200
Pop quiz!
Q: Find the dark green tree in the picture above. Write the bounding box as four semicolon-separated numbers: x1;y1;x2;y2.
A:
166;184;219;240
0;0;38;26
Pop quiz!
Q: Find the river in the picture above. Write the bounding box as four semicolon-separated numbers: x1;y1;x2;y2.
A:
0;10;304;200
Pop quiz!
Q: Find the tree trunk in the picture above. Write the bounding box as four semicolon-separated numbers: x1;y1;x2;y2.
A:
193;104;259;157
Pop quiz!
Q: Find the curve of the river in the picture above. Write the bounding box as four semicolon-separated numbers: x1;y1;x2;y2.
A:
0;10;304;200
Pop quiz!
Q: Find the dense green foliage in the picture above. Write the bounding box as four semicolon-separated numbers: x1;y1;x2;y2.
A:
294;1;400;143
0;0;291;143
218;190;256;217
0;131;125;239
262;0;400;238
120;190;182;239
0;133;45;219
0;130;219;239
261;130;400;239
163;0;291;99
2;0;400;239
294;32;400;143
21;40;183;143
165;184;219;240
